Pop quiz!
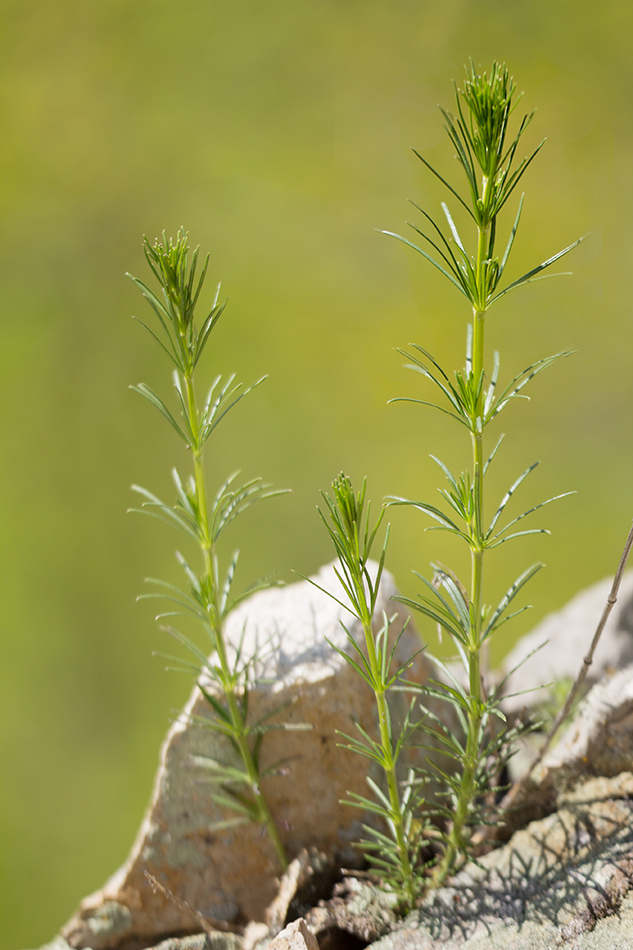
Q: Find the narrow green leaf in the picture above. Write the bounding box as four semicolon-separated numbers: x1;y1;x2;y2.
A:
381;231;471;298
492;491;575;541
483;563;542;641
130;384;189;443
388;396;470;429
410;148;476;220
498;194;524;279
490;236;585;305
487;462;540;537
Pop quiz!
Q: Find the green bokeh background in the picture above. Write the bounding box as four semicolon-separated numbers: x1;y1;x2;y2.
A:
1;1;632;945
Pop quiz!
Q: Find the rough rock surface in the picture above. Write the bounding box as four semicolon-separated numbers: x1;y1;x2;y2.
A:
502;572;633;716
540;662;633;781
41;574;633;950
44;769;633;950
34;938;240;950
305;876;399;945
370;773;633;950
502;662;633;833
266;920;317;950
61;563;437;950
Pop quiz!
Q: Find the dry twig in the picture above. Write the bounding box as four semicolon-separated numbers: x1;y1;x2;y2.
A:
144;870;232;935
501;517;633;813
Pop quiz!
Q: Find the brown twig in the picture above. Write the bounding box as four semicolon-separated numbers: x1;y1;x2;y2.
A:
144;870;232;935
500;517;633;814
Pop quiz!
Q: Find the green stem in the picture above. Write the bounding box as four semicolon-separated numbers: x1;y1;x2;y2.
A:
432;226;489;889
432;648;482;888
364;616;416;908
471;305;485;652
184;369;288;871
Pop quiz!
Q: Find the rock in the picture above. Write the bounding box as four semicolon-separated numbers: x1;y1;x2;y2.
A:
502;572;633;716
61;562;438;949
149;936;242;950
305;876;399;945
540;661;633;781
242;848;335;950
242;922;270;950
266;920;317;950
367;773;633;950
501;662;633;835
36;936;241;950
264;849;334;936
244;847;398;949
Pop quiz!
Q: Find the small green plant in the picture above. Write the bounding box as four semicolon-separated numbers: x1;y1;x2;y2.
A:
382;61;581;886
128;230;289;870
314;473;426;911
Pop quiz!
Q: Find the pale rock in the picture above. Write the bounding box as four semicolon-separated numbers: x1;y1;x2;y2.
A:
368;773;633;949
62;562;438;949
540;661;633;780
492;661;633;837
305;876;398;945
242;848;333;950
148;937;241;950
264;848;332;936
266;920;317;950
242;922;269;950
502;571;633;716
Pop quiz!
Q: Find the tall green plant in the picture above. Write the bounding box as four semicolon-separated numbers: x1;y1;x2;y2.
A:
315;474;426;911
384;61;580;886
128;230;289;870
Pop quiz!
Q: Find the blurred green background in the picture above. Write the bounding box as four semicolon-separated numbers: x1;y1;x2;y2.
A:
1;0;632;945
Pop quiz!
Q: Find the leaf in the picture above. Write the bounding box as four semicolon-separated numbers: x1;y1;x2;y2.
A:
441;202;467;254
130;383;189;443
493;139;545;216
483;563;542;641
497;194;524;281
131;315;181;368
389;396;470;429
399;345;468;414
405;215;465;287
129;485;200;542
205;815;250;832
490;490;575;544
139;578;209;623
381;230;471;298
483;351;500;419
494;638;549;696
487;462;540;538
484;434;505;474
387;498;471;546
488;351;572;420
395;593;466;645
162;624;213;669
489;236;585;305
410;148;476;220
194;300;227;368
209;790;258;821
200;374;266;445
190;757;252;786
210;474;286;542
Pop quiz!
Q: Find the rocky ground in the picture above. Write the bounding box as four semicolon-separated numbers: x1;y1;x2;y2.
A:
30;569;633;950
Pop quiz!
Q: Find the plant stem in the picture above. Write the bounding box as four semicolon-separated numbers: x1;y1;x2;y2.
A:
432;228;488;889
183;368;288;871
390;61;582;889
132;232;289;870
363;614;416;907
